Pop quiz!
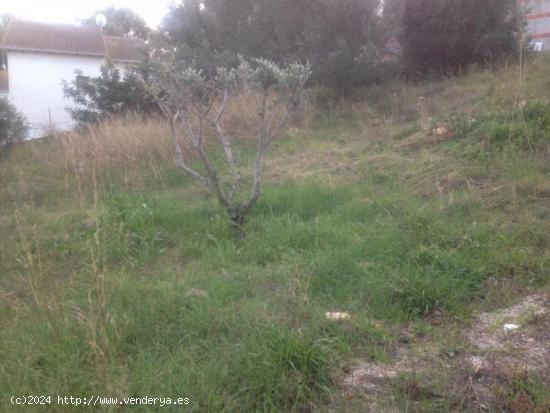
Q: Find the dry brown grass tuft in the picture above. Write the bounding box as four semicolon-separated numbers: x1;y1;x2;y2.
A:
0;90;317;207
58;114;174;195
0;115;175;206
224;89;316;139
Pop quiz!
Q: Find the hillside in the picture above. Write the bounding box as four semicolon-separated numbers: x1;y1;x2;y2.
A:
1;57;549;412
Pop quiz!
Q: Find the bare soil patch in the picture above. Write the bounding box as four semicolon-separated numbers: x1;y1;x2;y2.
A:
337;292;550;412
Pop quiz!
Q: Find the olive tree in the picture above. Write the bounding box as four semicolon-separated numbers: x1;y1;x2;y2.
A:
145;58;310;229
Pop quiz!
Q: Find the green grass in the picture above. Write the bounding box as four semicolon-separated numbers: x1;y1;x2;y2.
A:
1;58;550;412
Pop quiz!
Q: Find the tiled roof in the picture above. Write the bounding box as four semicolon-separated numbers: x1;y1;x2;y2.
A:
0;20;105;57
0;20;145;62
104;36;146;62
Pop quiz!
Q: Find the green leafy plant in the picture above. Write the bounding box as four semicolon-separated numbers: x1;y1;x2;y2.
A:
145;57;311;230
0;97;28;154
103;195;164;263
450;101;550;149
62;63;158;127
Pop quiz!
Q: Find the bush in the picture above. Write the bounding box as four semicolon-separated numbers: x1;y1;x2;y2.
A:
145;57;310;229
450;101;550;149
0;97;28;151
401;0;522;74
160;0;383;94
62;63;158;126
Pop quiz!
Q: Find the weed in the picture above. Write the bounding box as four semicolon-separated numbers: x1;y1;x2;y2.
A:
450;101;550;151
102;194;165;264
496;370;550;413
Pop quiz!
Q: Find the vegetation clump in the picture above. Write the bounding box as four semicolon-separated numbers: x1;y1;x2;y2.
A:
451;101;550;149
144;57;311;229
62;64;158;126
0;97;28;153
400;0;522;74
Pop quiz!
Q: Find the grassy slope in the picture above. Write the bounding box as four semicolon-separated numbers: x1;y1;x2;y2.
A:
1;57;549;412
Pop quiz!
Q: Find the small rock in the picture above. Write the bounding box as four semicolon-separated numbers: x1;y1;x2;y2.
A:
186;288;208;298
325;311;351;320
503;323;519;332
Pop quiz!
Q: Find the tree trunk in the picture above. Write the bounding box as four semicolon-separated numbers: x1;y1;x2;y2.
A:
227;206;249;238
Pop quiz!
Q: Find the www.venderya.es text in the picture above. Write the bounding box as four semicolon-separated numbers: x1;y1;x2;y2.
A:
10;395;190;407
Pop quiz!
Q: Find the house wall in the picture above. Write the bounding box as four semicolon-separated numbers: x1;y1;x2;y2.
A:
6;51;104;138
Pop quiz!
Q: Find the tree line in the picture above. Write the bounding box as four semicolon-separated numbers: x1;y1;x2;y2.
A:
64;0;524;120
156;0;523;88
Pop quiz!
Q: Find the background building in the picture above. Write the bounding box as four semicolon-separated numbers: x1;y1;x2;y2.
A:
0;20;145;138
521;0;550;50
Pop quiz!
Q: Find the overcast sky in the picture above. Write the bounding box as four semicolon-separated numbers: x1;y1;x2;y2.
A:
0;0;180;28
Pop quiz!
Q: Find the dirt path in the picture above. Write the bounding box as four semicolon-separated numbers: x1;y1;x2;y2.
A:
337;292;550;412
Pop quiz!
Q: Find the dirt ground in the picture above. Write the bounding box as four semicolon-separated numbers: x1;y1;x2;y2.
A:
338;291;550;412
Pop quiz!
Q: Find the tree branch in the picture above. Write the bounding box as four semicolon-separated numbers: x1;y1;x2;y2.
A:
177;108;230;209
213;89;241;201
167;113;210;187
240;89;269;217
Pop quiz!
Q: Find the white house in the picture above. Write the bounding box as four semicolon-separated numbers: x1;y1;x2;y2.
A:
0;20;146;138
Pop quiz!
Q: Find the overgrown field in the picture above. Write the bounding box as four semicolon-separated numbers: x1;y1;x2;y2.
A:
1;58;549;412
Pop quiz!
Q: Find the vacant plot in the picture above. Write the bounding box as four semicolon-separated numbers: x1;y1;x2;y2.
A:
1;58;549;412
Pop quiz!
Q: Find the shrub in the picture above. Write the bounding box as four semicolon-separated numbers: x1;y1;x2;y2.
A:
450;101;550;150
62;63;158;127
0;97;28;153
160;0;383;93
401;0;522;74
145;57;310;230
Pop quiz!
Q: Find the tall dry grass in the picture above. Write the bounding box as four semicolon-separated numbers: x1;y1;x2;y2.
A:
3;58;542;211
325;57;550;146
59;115;174;196
0;115;173;207
0;90;316;208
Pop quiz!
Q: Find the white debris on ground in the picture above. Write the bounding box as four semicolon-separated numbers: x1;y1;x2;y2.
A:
325;311;351;320
503;323;519;332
